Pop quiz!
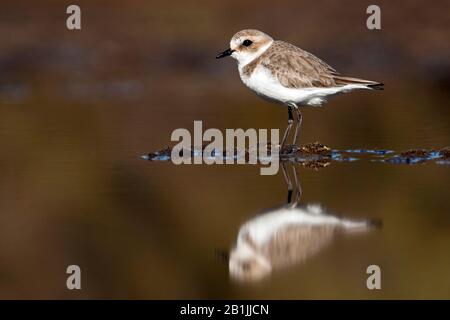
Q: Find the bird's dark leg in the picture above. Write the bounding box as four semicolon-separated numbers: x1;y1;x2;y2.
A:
292;108;303;147
281;106;294;149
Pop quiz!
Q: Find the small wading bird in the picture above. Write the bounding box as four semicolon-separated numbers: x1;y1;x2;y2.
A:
216;29;383;149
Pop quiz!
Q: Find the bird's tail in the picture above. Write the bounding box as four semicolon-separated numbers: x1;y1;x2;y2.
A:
333;75;384;90
340;217;383;233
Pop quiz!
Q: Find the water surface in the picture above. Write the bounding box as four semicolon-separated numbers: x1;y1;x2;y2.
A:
0;1;449;299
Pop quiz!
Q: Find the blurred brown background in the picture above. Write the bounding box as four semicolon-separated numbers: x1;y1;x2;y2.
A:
0;0;449;299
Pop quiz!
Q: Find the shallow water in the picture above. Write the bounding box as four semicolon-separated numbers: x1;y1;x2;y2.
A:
1;89;449;299
140;142;450;298
0;1;450;299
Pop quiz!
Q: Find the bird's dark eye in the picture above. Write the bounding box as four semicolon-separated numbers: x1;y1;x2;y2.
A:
243;39;253;47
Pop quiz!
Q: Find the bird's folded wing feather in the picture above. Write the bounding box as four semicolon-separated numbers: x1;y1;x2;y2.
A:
260;41;339;89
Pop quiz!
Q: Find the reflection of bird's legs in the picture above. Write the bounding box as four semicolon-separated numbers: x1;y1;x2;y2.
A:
281;106;294;148
291;164;302;207
281;162;302;207
292;107;302;147
281;161;293;204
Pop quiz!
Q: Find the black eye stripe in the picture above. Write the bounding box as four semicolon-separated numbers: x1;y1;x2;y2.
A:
243;39;253;47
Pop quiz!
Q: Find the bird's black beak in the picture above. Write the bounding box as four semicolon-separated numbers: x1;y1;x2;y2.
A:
216;48;235;59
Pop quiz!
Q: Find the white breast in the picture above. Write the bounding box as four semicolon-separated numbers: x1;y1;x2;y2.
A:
239;65;368;107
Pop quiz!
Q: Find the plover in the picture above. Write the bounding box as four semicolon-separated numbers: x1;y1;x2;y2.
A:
216;29;383;148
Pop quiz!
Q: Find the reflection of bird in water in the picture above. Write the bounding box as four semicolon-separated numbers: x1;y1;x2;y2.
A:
228;163;381;282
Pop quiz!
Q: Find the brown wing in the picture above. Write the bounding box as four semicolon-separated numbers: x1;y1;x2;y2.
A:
260;41;339;89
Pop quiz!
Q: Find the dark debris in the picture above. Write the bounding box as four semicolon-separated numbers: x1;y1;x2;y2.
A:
142;144;450;168
295;142;331;155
